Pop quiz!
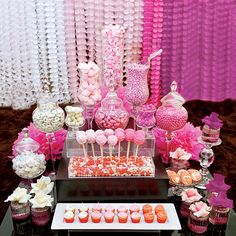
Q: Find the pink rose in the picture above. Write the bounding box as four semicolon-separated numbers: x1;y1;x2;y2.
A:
181;188;202;203
189;201;211;218
170;147;192;160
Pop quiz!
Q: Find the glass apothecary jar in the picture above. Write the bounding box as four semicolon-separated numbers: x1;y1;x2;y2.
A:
10;201;30;222
32;95;65;133
95;92;129;130
31;207;51;226
65;105;85;130
136;104;156;129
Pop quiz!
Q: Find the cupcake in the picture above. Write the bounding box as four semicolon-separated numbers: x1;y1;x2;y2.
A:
144;212;154;223
129;204;140;214
130;212;141;223
154;204;165;215
105;205;115;213
92;203;102;213
78;211;89;223
118;212;128;223
104;211;115;223
117;206;128;213
142;204;152;214
78;204;89;213
64;211;74;223
65;206;75;213
156;211;167;223
91;211;102;223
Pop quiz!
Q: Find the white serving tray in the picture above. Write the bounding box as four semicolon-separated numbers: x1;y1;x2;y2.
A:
51;203;181;231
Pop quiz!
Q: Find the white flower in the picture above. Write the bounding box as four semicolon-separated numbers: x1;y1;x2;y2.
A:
170;147;192;160
30;176;54;194
181;188;202;203
29;192;53;208
5;187;31;203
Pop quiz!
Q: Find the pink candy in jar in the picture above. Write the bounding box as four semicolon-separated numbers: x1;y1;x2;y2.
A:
95;92;129;130
78;62;102;107
155;81;188;131
136;104;156;129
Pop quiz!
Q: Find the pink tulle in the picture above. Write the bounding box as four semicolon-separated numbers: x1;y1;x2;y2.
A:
12;123;67;161
154;122;203;164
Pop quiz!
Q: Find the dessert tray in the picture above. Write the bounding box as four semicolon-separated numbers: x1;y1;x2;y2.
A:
51;203;181;231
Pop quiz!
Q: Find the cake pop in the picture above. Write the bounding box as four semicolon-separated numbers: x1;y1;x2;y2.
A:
107;135;118;157
86;129;96;157
134;130;146;161
95;134;107;160
104;129;114;137
95;130;104;136
76;131;87;158
115;131;125;160
125;129;135;163
114;128;124;134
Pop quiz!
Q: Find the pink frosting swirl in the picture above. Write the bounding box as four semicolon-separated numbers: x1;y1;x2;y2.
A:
189;201;211;218
181;188;202;203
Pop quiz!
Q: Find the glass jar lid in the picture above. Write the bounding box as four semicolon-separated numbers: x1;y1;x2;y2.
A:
15;128;40;154
160;81;185;107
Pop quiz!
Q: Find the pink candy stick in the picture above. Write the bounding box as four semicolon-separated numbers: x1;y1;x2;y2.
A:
125;129;135;163
76;131;87;159
133;130;146;161
115;131;125;160
96;134;107;161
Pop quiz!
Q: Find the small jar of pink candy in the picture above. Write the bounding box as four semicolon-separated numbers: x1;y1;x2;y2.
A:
136;104;156;129
95;92;129;130
155;81;188;132
78;62;102;107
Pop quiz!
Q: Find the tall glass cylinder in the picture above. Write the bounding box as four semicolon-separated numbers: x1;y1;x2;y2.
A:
209;206;229;226
188;211;209;234
31;207;51;226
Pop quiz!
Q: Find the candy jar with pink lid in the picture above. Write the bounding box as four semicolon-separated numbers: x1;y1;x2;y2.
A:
155;81;188;159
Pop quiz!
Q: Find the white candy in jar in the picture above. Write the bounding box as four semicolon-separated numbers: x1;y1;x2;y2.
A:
12;151;46;179
65;105;85;128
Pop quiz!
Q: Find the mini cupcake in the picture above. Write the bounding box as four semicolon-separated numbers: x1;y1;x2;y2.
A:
144;212;154;223
92;203;102;213
118;212;128;223
105;205;115;213
142;204;152;214
65;206;75;213
130;212;141;223
64;211;74;223
129;204;140;214
91;211;102;223
104;211;115;223
154;204;165;215
117;205;128;213
156;211;167;223
78;211;89;223
78;204;89;213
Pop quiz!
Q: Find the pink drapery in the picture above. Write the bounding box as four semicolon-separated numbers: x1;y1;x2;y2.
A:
142;0;236;102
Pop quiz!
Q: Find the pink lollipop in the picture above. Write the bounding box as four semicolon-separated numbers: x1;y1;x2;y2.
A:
115;131;125;159
95;130;104;136
86;129;96;157
104;129;114;137
76;131;87;158
125;129;135;163
107;135;118;157
95;134;107;159
114;128;124;134
134;130;146;160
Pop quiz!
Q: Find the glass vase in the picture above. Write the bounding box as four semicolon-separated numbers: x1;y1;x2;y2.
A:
125;63;149;118
10;201;30;222
31;206;51;226
188;211;209;234
209;206;229;226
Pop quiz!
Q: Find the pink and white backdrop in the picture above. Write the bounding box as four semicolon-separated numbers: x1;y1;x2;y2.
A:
0;0;236;109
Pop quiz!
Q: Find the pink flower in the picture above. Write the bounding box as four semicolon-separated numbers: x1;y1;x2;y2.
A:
170;147;191;160
12;123;67;161
189;201;211;218
154;122;203;163
181;188;202;203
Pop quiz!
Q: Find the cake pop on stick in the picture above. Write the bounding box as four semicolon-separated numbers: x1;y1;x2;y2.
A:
133;130;146;162
86;129;96;158
95;134;107;161
76;131;87;158
125;129;135;163
115;130;125;160
95;130;104;136
107;135;118;158
104;129;114;137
